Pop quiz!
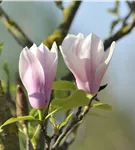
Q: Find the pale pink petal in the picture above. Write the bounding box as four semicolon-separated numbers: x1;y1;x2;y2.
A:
45;42;58;103
76;79;90;93
19;47;45;109
103;41;115;64
91;63;108;94
77;33;84;38
77;33;104;91
28;92;46;109
30;43;38;56
61;33;115;95
61;34;78;52
79;33;104;65
35;42;58;104
73;33;84;55
60;46;87;82
19;47;45;92
37;43;57;74
92;42;115;94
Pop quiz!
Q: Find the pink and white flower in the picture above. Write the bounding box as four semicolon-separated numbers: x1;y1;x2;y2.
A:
60;33;115;95
19;42;58;109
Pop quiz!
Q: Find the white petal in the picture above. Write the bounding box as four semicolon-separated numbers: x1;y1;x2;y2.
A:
61;34;78;53
77;33;84;39
78;33;104;61
77;33;104;87
30;43;38;56
37;42;57;74
92;62;108;94
60;46;87;82
39;42;58;101
104;41;115;64
73;33;84;56
92;42;115;94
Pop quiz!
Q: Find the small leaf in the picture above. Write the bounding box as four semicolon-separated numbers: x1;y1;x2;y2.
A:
29;109;38;117
58;112;73;129
110;19;120;34
50;115;59;134
50;115;57;127
107;8;118;15
50;90;92;111
98;84;108;92
0;116;36;129
107;1;120;16
45;108;61;119
52;81;76;91
92;103;112;111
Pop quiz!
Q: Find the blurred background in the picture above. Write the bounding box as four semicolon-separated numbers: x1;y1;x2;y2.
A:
0;1;135;150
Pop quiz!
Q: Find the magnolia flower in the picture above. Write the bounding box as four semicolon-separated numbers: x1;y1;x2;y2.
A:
19;42;58;109
60;33;115;95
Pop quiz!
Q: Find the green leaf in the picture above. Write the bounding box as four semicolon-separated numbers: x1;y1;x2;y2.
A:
107;1;119;15
50;90;92;111
45;108;61;119
92;103;112;111
53;90;70;99
0;116;36;129
107;8;118;15
110;19;120;34
52;81;76;91
58;112;73;129
50;115;57;127
29;109;38;117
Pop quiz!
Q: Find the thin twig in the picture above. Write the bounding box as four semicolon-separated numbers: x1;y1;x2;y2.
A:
53;107;82;144
0;6;33;47
41;124;51;150
122;11;132;26
43;1;82;48
104;12;135;50
52;95;97;150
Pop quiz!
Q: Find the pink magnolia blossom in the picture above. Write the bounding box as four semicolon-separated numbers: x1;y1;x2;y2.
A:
19;42;58;109
60;33;115;95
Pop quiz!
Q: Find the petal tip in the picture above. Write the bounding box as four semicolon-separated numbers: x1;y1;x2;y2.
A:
51;41;58;53
105;41;115;64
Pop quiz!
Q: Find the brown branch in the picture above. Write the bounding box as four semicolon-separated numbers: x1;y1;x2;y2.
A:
43;1;82;48
0;6;33;48
52;95;97;150
55;1;64;10
104;13;135;50
0;1;81;49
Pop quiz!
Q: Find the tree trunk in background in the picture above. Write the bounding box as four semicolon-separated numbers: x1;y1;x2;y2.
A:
0;81;20;150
